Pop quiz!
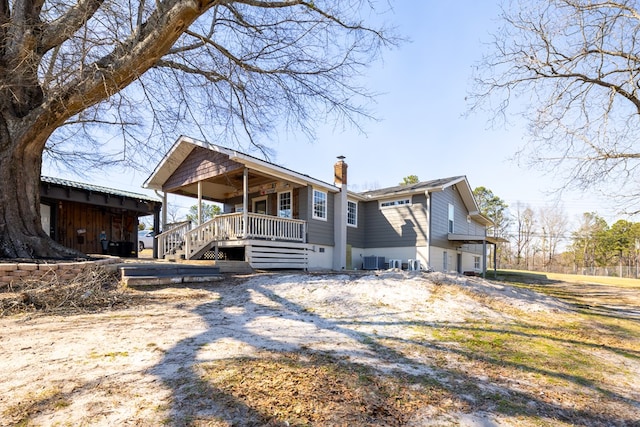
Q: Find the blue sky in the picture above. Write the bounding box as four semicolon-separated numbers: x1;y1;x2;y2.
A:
43;1;625;227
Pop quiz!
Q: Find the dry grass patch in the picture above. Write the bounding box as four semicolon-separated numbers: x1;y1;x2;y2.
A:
2;386;70;426
191;352;464;426
405;273;640;426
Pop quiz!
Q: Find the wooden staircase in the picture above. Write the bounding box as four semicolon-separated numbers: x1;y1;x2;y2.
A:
155;213;309;270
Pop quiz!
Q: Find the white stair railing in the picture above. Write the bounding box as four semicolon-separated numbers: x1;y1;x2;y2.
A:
156;221;191;259
157;213;307;260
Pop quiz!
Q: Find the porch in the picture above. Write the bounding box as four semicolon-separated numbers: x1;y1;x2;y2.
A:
143;137;342;269
156;212;308;269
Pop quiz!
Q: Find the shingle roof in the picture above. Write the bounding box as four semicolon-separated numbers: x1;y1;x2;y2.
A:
41;176;160;203
357;176;466;199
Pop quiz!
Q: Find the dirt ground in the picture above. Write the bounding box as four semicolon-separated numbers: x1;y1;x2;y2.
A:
1;270;639;426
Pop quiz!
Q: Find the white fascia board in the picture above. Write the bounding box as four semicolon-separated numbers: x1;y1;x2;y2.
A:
228;153;339;193
143;135;198;190
469;211;494;226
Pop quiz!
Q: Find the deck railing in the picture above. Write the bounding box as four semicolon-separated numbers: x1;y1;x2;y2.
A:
156;221;191;259
156;212;306;259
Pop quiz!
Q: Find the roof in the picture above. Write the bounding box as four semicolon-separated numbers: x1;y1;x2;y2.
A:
41;176;160;203
142;136;491;226
143;135;339;193
358;176;467;199
358;176;493;227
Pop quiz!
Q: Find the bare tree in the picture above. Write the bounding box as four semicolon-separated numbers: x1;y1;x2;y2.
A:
513;202;535;269
0;1;393;258
538;205;568;269
471;0;640;211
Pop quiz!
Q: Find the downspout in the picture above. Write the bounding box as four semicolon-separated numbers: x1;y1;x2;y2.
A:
425;191;431;270
154;190;168;231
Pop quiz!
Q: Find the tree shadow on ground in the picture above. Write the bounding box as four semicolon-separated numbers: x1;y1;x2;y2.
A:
151;274;640;426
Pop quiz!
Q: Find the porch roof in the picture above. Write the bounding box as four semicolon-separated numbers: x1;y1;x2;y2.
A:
448;234;509;245
143;135;339;200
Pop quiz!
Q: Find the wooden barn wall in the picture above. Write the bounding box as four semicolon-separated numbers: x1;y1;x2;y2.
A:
53;200;138;255
164;147;242;192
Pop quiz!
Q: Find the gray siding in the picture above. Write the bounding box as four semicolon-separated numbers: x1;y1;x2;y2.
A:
300;186;334;246
430;185;478;248
362;193;429;248
346;199;365;248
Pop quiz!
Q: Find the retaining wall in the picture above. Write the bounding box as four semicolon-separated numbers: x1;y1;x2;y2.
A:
0;256;122;285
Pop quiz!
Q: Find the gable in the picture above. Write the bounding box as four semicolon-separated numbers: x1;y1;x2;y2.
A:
164;147;243;192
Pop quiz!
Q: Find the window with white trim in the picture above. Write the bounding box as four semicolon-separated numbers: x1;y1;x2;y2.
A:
443;251;448;271
278;191;292;218
474;256;481;270
448;203;455;233
347;200;357;227
312;189;327;220
379;197;411;209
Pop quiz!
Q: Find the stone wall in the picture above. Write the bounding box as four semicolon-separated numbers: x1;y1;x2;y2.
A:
0;257;121;285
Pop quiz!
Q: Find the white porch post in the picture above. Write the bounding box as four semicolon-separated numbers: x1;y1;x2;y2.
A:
242;168;249;238
197;181;203;226
161;191;167;231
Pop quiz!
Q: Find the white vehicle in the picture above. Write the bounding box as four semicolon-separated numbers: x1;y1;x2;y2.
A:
138;230;154;251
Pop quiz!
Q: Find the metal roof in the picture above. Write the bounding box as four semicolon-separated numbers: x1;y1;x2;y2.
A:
41;176;160;203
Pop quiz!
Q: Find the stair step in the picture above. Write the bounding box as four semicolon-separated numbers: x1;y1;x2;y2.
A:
119;264;222;287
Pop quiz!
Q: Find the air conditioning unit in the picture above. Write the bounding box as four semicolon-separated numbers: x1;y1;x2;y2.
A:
388;259;402;269
363;256;385;270
408;259;421;271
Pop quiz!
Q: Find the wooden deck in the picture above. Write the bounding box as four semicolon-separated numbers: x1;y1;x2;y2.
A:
155;213;308;269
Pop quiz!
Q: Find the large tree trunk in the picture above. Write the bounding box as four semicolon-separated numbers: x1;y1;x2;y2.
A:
0;121;80;258
0;0;213;259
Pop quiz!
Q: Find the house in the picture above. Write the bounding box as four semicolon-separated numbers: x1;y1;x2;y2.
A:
40;176;162;257
143;136;501;272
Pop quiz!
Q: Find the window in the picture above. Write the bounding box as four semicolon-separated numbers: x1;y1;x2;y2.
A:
313;189;327;220
347;200;357;227
443;251;448;271
253;197;267;215
474;256;481;270
380;198;411;208
278;191;292;218
448;203;455;233
40;204;51;237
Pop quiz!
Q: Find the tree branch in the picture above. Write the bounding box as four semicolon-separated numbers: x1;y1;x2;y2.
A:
38;0;105;54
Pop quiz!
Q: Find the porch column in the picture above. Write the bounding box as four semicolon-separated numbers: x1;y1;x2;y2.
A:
161;191;167;230
197;181;203;226
153;203;161;259
482;240;487;278
243;167;249;238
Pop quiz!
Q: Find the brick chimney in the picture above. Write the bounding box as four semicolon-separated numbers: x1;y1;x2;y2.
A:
334;155;348;186
333;155;347;271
